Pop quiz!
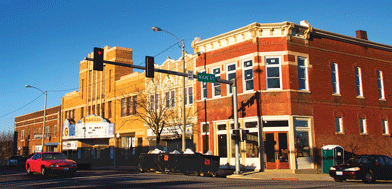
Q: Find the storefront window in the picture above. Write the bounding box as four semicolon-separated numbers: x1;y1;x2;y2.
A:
294;131;310;157
246;132;259;157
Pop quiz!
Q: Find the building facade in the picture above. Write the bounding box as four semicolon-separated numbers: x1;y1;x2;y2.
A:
191;21;392;172
145;54;198;152
14;105;61;156
60;46;198;166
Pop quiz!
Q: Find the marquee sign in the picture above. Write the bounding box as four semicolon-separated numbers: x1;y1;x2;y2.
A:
62;115;114;140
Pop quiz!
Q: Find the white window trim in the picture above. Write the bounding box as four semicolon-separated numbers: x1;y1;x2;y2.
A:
377;70;385;99
212;67;221;98
359;118;367;134
242;59;255;92
265;57;283;90
331;63;340;95
356;67;364;97
227;63;236;95
382;119;389;135
297;56;309;91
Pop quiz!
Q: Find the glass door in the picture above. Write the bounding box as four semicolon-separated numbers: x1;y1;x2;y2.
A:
264;132;290;169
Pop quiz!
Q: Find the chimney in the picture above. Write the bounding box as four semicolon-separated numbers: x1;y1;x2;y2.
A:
356;30;368;40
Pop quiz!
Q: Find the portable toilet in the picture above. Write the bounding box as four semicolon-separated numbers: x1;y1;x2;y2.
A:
322;145;344;173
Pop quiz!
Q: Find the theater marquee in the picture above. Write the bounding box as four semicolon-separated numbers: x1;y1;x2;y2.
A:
62;115;114;140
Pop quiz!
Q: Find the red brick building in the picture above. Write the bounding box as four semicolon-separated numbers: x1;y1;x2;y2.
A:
191;21;392;172
14;105;61;156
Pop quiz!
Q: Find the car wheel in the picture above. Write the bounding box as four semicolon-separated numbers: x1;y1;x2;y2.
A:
334;178;345;182
26;166;33;176
41;167;47;177
362;171;376;183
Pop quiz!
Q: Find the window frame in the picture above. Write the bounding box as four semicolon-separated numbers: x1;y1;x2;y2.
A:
335;117;343;133
227;63;236;94
359;118;367;134
297;56;309;90
265;57;282;90
212;67;221;97
243;59;254;92
377;70;385;99
382;119;389;135
355;66;363;97
331;63;340;95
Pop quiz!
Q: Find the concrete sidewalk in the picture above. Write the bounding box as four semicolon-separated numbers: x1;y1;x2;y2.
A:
226;170;334;181
90;166;334;181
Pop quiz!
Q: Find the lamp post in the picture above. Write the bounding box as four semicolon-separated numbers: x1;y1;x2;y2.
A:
25;85;47;152
152;27;187;152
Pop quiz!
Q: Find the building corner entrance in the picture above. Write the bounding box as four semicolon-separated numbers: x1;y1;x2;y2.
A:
264;131;290;169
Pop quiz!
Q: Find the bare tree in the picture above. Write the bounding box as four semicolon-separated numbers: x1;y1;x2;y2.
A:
131;78;201;148
0;131;14;165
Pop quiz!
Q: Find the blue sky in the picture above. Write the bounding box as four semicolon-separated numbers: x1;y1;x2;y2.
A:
1;0;391;133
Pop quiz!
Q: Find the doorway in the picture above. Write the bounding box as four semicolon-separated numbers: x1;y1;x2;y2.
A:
264;131;290;169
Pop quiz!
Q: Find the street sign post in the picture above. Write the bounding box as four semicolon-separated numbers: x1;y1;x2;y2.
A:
197;72;215;83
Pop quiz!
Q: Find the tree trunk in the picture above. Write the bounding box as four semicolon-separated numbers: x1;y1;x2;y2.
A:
156;134;161;148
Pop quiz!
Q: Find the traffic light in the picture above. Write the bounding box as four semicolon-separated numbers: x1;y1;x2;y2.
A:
145;56;154;78
241;129;249;141
232;129;240;141
93;47;104;71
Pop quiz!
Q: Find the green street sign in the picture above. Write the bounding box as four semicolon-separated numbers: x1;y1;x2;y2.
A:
197;72;215;83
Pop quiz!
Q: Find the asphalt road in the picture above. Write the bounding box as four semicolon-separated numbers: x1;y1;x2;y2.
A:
1;167;392;188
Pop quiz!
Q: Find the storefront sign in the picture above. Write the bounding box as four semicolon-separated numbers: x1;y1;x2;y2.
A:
62;115;114;140
35;145;42;152
147;125;192;137
62;141;78;150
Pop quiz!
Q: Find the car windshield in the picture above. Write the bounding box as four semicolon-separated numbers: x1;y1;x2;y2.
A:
42;153;67;160
347;156;373;164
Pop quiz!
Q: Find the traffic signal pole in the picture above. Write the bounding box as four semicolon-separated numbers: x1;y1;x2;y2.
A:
232;79;240;175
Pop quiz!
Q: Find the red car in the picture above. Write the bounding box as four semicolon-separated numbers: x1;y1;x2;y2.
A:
26;152;77;177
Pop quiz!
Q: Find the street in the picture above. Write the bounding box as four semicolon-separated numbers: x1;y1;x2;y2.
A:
1;167;392;188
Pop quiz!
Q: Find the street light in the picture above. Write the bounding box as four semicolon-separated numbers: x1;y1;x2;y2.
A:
152;26;187;152
25;85;47;152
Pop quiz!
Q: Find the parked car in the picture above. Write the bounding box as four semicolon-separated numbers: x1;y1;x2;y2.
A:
329;155;392;183
8;155;27;166
26;152;77;177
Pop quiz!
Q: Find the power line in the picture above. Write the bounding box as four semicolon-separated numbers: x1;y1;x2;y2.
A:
0;93;44;118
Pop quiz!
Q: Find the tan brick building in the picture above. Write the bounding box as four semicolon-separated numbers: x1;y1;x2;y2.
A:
60;46;198;166
14;105;61;156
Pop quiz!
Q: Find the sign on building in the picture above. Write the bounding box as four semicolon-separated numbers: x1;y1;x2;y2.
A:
62;115;114;140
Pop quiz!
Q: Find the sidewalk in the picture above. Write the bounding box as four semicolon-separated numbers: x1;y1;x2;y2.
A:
226;170;334;181
90;166;334;181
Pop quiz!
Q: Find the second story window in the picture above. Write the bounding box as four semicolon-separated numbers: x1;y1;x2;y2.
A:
331;63;340;94
185;87;194;105
171;91;175;107
377;70;385;99
244;60;254;91
298;57;308;90
213;68;221;97
355;67;363;97
200;70;207;99
227;63;236;94
382;119;389;135
166;92;170;108
359;118;367;134
335;117;343;133
266;58;281;90
21;130;25;141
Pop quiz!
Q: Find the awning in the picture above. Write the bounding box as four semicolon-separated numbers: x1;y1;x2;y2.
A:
44;142;59;146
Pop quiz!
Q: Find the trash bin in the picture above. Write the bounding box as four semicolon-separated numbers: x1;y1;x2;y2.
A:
139;149;164;172
199;154;220;176
322;145;344;173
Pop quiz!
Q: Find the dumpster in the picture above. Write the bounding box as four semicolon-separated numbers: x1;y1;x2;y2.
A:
199;154;220;176
322;145;344;173
139;149;164;172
